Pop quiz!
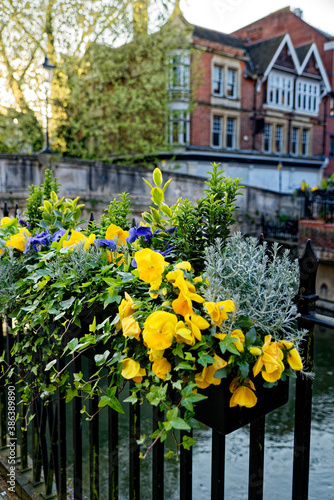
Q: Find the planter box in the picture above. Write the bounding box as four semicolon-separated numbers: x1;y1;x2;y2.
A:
195;377;289;435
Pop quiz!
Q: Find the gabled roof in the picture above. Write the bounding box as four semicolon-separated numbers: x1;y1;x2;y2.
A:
295;43;313;65
193;25;245;50
245;34;286;75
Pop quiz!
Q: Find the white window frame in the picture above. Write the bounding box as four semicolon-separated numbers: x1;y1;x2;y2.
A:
295;78;320;114
212;65;223;97
226;68;237;99
275;124;283;153
168;110;190;145
267;71;294;109
291;127;299;155
301;128;309;156
169;52;190;95
226;117;236;149
263;123;272;152
212;115;222;148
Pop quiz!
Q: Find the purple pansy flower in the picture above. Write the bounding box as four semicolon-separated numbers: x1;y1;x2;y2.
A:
127;224;153;244
24;231;52;254
95;239;117;250
52;229;67;242
19;219;30;228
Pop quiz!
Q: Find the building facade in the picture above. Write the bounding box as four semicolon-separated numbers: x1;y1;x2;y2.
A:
163;6;333;193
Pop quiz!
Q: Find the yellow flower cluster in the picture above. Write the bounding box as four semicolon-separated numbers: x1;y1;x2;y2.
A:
6;228;31;252
252;334;303;382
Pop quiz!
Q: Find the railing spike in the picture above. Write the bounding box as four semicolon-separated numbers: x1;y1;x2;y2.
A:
298;239;319;314
3;202;8;217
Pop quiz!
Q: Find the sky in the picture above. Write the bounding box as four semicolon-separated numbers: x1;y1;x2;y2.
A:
180;0;334;37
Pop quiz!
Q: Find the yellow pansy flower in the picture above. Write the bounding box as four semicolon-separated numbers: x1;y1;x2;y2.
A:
148;349;165;361
253;335;285;382
62;230;85;248
6;228;31;252
118;293;135;320
278;340;303;371
195;354;227;389
142;311;177;350
175;261;192;271
231;329;245;353
229;378;257;408
84;233;96;250
121;317;141;340
120;358;146;383
105;223;129;246
152;357;172;381
1;217;11;226
135;248;168;285
205;300;235;326
175;321;194;346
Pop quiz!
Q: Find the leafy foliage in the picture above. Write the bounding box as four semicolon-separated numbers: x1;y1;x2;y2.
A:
203;233;302;340
0;0;181;157
171;163;242;273
100;193;134;232
24;169;60;231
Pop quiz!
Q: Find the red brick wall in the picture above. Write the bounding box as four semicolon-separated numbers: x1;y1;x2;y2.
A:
232;9;328;53
191;105;211;146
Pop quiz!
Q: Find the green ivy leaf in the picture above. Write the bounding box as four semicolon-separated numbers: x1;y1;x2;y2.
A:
98;395;125;414
94;350;110;366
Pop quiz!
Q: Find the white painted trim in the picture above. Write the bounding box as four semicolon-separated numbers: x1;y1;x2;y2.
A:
299;43;331;93
324;41;334;51
263;34;301;79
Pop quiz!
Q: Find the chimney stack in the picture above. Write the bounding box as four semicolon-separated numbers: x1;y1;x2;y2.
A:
292;8;303;19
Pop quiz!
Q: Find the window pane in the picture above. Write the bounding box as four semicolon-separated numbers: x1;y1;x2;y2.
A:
226;117;235;148
264;123;272;152
212;116;222;147
292;127;299;155
275;125;283;153
330;136;334;156
212;65;223;95
302;129;309;155
227;69;237;98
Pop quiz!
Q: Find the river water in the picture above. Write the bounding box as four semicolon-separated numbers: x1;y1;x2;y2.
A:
77;324;334;499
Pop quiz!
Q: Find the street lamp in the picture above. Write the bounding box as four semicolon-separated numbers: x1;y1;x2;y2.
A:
40;54;55;154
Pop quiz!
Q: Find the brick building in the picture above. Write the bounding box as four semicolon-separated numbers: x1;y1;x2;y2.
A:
163;5;333;193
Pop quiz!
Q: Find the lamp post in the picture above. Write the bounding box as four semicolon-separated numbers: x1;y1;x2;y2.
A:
40;54;55;154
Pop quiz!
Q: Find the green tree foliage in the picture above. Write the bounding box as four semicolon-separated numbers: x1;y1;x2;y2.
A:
55;24;187;159
0;0;179;156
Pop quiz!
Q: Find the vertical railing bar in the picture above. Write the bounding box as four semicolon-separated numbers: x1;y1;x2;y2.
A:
292;322;314;500
16;329;28;471
129;381;140;499
49;403;59;492
248;416;265;500
108;374;118;500
32;398;43;484
57;358;67;499
37;401;50;491
211;429;225;500
180;429;193;500
73;355;83;500
152;406;164;500
0;318;7;447
46;402;57;495
89;359;99;500
292;240;318;500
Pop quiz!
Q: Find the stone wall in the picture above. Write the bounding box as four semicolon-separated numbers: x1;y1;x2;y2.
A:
0;154;297;231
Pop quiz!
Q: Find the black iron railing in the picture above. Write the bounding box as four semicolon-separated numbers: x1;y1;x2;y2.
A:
300;190;334;223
